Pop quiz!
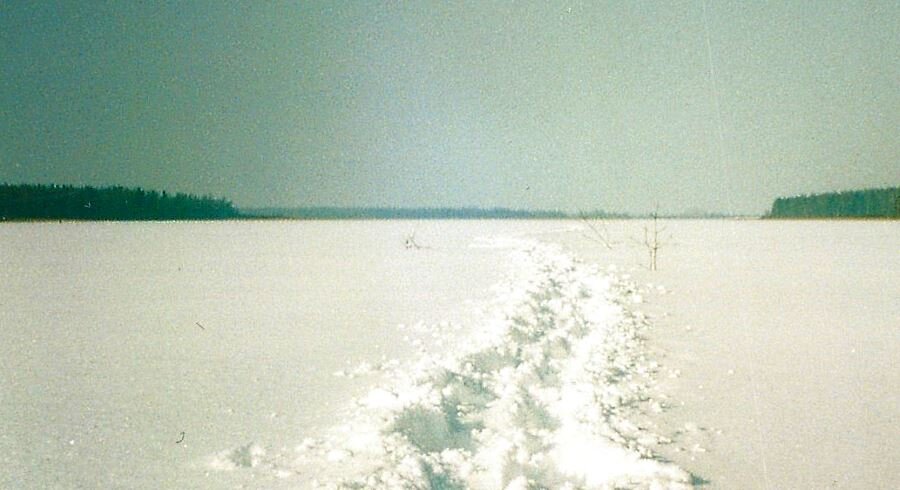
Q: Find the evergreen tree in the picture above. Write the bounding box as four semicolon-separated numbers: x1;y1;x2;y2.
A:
768;187;900;218
0;183;240;221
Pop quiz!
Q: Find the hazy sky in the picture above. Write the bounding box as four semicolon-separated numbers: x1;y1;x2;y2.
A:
2;1;897;214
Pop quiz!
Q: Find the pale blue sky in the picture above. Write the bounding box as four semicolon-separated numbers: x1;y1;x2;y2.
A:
2;1;897;214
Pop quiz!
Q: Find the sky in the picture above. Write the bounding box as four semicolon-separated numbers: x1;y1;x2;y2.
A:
1;1;897;214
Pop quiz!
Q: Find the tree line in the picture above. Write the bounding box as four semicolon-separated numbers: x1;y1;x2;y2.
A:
0;183;239;221
767;187;900;219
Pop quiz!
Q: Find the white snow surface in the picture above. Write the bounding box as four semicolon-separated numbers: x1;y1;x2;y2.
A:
209;237;690;488
9;220;894;488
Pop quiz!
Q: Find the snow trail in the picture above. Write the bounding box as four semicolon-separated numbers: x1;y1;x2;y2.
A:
209;237;691;488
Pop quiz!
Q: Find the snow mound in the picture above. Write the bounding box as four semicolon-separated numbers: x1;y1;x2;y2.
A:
211;238;691;488
208;443;267;471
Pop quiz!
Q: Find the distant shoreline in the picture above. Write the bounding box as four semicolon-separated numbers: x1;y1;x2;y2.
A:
1;213;760;223
237;207;751;221
7;211;900;223
5;183;896;222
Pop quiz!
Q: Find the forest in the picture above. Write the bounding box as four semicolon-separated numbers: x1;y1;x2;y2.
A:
0;184;239;221
768;187;900;219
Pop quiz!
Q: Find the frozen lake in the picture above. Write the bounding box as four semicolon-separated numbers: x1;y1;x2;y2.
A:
1;220;898;488
559;219;900;489
0;221;534;488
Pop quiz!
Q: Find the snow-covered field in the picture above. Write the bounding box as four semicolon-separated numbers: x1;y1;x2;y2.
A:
1;220;897;489
557;219;900;489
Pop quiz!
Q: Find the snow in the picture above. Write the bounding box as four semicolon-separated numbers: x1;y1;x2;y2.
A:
203;237;691;488
2;219;897;489
559;219;900;489
0;221;519;488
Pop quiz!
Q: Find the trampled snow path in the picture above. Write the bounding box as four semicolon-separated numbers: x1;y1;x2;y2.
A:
209;237;691;489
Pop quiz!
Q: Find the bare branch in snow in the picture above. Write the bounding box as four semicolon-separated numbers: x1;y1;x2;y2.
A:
642;205;665;271
404;230;425;250
578;211;614;250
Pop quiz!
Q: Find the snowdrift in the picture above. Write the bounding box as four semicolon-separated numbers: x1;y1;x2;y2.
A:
210;237;691;489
